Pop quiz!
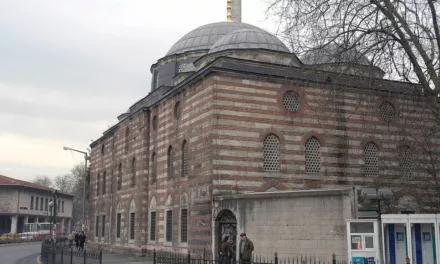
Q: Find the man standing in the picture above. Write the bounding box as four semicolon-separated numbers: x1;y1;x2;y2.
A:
239;233;254;264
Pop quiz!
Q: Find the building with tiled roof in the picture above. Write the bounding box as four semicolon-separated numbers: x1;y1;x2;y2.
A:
0;174;74;234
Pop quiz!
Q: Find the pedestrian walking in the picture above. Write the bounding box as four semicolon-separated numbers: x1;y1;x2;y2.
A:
78;231;87;252
68;232;73;248
239;233;254;264
74;232;79;250
220;236;233;264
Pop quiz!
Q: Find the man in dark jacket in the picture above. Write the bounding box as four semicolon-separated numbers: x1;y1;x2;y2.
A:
239;233;254;264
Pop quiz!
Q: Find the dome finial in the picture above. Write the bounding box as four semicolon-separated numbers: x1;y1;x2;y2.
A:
227;0;241;22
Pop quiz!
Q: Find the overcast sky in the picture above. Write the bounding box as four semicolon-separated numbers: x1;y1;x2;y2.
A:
0;0;280;182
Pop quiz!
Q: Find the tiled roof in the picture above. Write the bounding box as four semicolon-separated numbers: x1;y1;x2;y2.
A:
0;174;74;197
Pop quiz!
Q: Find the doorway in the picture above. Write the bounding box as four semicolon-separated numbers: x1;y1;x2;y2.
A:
216;210;237;259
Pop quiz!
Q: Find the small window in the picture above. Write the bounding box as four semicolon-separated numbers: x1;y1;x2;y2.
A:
399;146;412;178
282;91;300;112
36;197;39;210
168;146;174;180
125;127;130;153
152;153;157;183
380;101;396;122
101;144;105;155
166;210;173;242
153;115;158;131
95;215;99;237
175;102;181;120
97;173;100;196
62;201;64;213
263;134;280;172
150;211;156;241
117;163;122;191
181;209;188;243
116;213;121;239
364;142;379;177
305;137;321;174
45;198;48;211
58;200;60;212
131;158;136;187
30;196;34;210
130;213;135;240
101;215;105;238
40;197;44;211
102;171;106;195
182;141;188;177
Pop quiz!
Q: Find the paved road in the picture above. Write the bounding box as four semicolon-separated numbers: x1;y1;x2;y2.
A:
0;243;40;264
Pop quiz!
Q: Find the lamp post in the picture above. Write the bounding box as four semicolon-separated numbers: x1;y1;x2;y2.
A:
63;146;89;232
361;188;393;264
48;190;58;243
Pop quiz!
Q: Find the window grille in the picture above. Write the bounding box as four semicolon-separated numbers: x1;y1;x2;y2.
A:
305;137;321;174
364;142;379;177
400;146;412;178
30;196;34;210
40;197;44;211
116;213;121;239
181;209;188;243
175;102;181;120
95;216;99;237
102;171;106;195
380;101;396;122
150;211;156;241
282;91;300;112
153;116;158;131
182;142;188;177
117;164;122;191
130;213;135;240
131;158;136;187
168;147;174;180
152;153;157;183
97;174;100;196
166;210;173;242
101;215;105;238
36;197;39;210
263;134;280;172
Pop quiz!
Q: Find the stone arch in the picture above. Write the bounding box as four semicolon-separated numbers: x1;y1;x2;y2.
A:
149;197;157;209
180;192;189;206
215;209;237;258
165;195;173;207
129;200;135;212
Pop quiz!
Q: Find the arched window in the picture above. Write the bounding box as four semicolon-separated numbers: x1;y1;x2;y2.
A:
131;158;136;187
165;195;173;242
125;127;130;153
102;171;106;195
96;173;100;196
180;193;189;243
152;153;157;183
364;142;379;177
305;137;321;174
182;141;188;177
263;134;280;172
129;200;135;241
175;102;181;120
400;146;412;178
152;115;158;131
117;163;122;191
101;144;105;155
149;198;157;241
168;146;174;180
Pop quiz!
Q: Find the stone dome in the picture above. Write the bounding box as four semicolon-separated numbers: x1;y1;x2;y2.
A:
166;22;261;56
209;28;290;53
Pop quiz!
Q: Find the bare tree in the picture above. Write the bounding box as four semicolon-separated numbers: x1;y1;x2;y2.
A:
266;0;440;120
33;175;53;188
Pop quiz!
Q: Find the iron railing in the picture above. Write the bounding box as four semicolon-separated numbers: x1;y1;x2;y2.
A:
40;241;102;264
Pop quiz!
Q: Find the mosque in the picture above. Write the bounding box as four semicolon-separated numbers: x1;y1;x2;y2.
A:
88;0;440;262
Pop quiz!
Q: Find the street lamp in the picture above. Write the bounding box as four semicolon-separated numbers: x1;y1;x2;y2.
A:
48;190;57;243
63;146;89;232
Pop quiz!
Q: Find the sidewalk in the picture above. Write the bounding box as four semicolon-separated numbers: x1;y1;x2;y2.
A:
101;250;154;264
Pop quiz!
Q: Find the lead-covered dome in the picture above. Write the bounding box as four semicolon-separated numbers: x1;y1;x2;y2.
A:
166;22;261;56
209;28;290;53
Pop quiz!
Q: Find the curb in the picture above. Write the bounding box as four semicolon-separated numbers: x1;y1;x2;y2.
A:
36;256;43;264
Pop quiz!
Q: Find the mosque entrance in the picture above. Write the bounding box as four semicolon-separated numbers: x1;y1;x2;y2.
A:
216;210;237;259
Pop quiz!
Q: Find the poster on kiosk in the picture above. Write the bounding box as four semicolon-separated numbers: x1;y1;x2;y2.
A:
346;220;380;264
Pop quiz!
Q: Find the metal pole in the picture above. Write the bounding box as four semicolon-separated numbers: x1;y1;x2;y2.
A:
82;153;87;231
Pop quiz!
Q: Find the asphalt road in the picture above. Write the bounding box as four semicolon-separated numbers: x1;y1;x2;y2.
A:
0;243;41;264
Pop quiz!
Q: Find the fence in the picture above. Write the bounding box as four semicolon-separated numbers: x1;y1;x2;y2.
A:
154;250;349;264
40;241;102;264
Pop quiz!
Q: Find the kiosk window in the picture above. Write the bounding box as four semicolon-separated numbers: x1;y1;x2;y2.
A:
365;236;374;249
351;235;362;249
350;222;374;233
